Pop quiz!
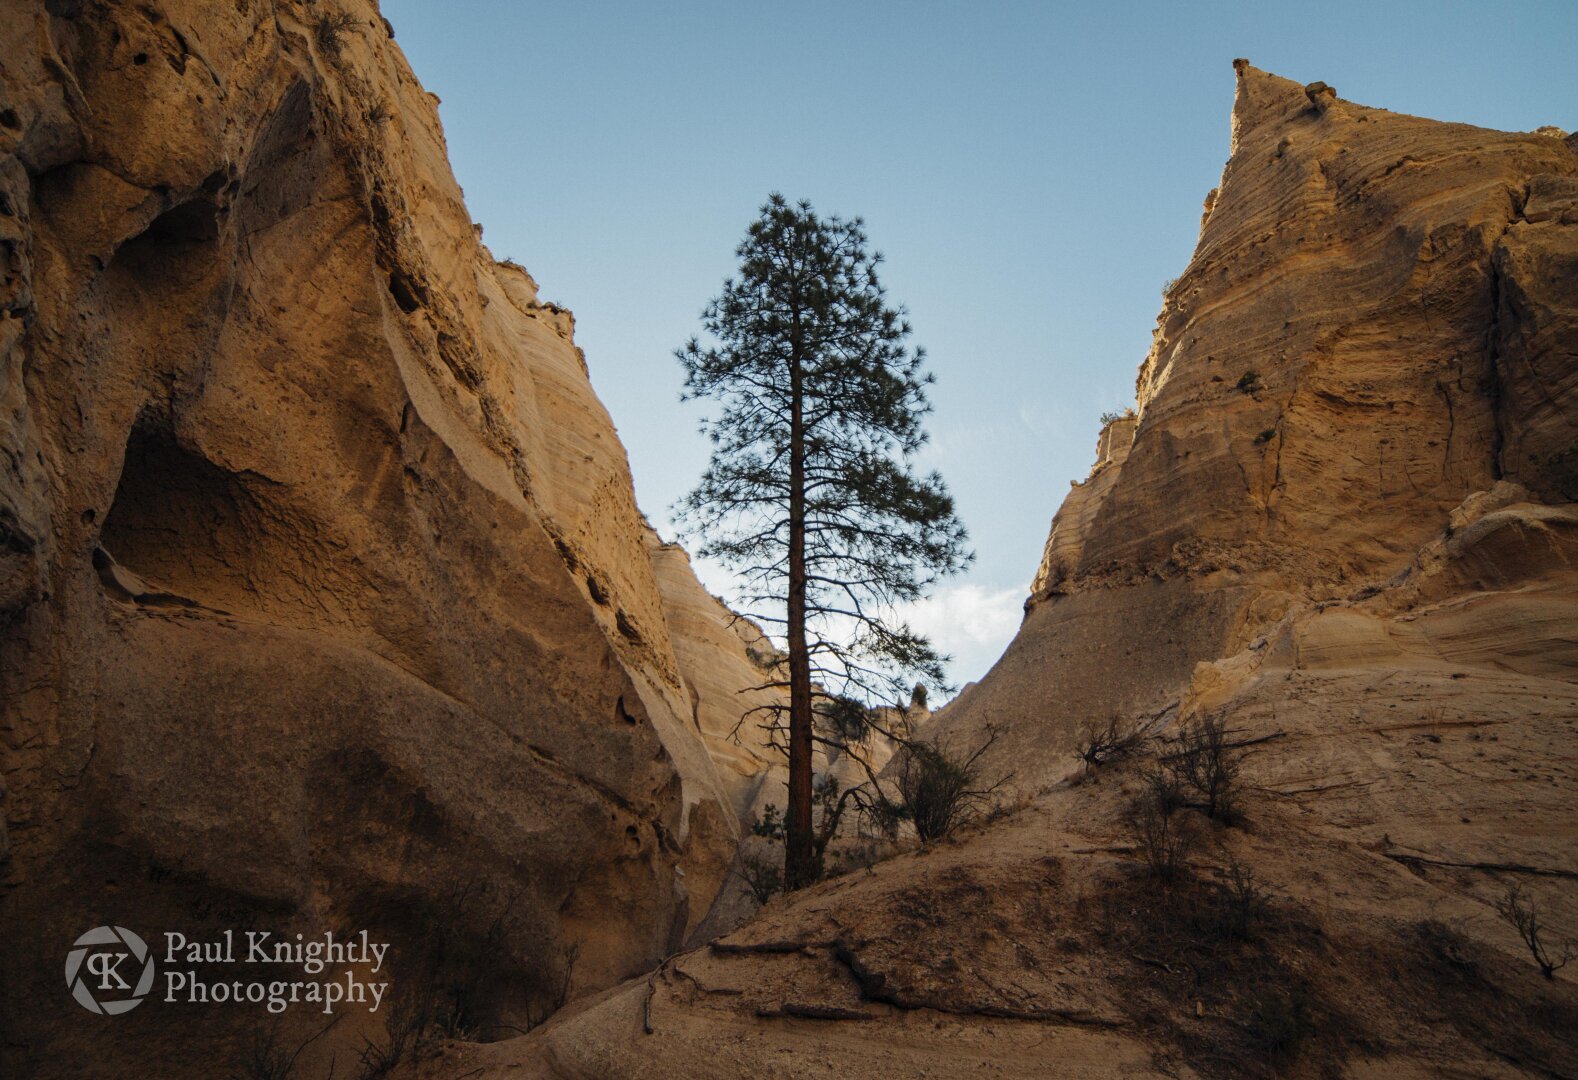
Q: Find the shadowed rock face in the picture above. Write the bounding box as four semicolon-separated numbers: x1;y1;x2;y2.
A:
0;2;777;1075
425;67;1578;1080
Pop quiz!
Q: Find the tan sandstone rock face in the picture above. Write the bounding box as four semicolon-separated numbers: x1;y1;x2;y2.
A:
0;2;776;1075
937;61;1578;789
427;67;1578;1079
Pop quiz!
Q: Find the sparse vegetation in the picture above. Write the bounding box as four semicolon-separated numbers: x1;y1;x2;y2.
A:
1141;760;1185;813
749;770;871;883
1236;370;1262;393
1128;780;1195;880
1496;882;1574;980
892;731;1006;842
1098;406;1137;426
352;877;569;1077
355;988;419;1079
315;11;359;57
1162;712;1243;822
1082;867;1351;1078
1075;715;1142;767
1216;850;1267;940
749;727;1007;868
736;849;784;905
1254;427;1276;445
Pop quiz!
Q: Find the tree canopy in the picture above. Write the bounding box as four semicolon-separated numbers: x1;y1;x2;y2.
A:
676;194;971;887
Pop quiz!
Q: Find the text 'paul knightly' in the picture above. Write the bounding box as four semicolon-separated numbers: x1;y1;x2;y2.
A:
162;930;391;1014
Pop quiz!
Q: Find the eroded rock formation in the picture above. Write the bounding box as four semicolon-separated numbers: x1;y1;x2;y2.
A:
425;65;1578;1079
937;60;1578;789
0;2;778;1075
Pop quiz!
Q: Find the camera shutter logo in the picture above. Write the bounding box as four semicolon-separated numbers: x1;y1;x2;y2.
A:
65;926;156;1014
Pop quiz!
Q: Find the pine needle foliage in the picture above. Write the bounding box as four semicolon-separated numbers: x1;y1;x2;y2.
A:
676;194;971;887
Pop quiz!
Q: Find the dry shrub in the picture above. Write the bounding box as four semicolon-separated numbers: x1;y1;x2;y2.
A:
892;732;1005;842
1496;881;1574;980
232;1019;339;1080
315;11;358;57
1075;715;1142;767
1128;781;1196;881
1162;713;1243;822
736;849;783;905
354;878;569;1078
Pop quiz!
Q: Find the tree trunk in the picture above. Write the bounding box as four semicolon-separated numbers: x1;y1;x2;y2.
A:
785;343;815;890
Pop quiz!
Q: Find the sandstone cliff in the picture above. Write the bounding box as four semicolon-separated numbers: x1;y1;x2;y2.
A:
424;65;1578;1079
938;60;1578;790
0;2;778;1075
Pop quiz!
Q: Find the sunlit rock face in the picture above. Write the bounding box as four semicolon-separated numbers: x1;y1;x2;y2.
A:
934;63;1578;790
0;2;777;1074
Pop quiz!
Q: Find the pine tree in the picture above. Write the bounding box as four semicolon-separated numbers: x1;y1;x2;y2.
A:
676;194;971;889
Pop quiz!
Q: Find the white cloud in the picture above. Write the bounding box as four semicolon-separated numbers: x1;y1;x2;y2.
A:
677;551;1026;698
897;583;1025;689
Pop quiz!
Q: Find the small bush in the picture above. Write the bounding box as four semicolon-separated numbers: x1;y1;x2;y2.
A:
1128;786;1195;881
1236;370;1262;393
736;849;783;905
748;780;859;886
233;1016;342;1080
1496;882;1574;979
315;11;358;57
1216;850;1266;939
1075;716;1141;767
352;876;564;1076
1162;713;1242;822
751;803;784;841
355;989;419;1079
1098;407;1137;427
1141;762;1185;812
893;733;1005;842
1254;427;1276;445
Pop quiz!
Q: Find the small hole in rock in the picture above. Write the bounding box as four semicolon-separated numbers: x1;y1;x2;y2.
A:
133;52;148;65
387;272;421;313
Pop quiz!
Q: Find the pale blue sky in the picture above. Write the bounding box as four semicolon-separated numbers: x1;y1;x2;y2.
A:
381;0;1576;686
